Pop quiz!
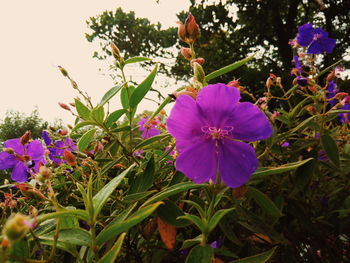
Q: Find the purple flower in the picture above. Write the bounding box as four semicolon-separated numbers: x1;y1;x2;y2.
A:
138;117;161;139
326;81;339;106
166;84;272;188
293;56;302;72
339;104;350;123
297;23;336;54
296;76;308;87
0;138;46;182
42;131;76;164
133;149;144;159
281;141;290;147
210;238;223;249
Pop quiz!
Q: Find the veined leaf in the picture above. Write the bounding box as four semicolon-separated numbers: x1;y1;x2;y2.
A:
39;228;91;246
97;233;126;263
37;209;89;223
74;99;91;120
99;84;124;106
185;245;213;263
77;128;96;152
105;109;126;128
321;134;340;167
207;208;234;233
248;187;283;219
124;56;152;64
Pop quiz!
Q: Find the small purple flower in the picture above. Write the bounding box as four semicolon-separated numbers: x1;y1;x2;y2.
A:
42;131;77;164
281;141;290;147
318;150;328;162
326;81;339;106
297;76;308;87
210;238;223;249
166;84;272;188
339;104;350;123
297;23;336;54
0;138;46;182
133;149;144;159
138;117;161;139
293;56;302;72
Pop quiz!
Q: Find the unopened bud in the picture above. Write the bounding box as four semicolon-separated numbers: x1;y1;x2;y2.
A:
110;42;122;60
180;47;192;60
1;238;9;248
112;163;126;169
193;62;205;83
335;92;349;101
58;129;68;136
2;213;32;242
63;150;76;166
58;66;68;77
308;86;317;93
190;58;205;65
266;78;273;89
58;103;71;111
306;106;316;114
39;166;51;180
70;79;78;89
69;102;75;107
177;13;200;44
326;70;336;82
49;126;57;131
160;109;166;115
20;131;31;145
227;79;240;87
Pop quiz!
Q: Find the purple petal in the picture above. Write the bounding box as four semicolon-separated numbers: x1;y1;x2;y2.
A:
227;102;272;141
26;140;45;161
141;127;160;139
218;139;258;188
167;95;204;141
41;131;52;145
196;84;241;127
175;138;217;183
339;104;350;123
321;37;336;53
0;152;17;170
11;162;29;182
297;23;314;46
4;139;24;155
307;41;323;54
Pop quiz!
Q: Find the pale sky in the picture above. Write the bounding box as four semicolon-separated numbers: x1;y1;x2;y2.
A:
0;0;190;124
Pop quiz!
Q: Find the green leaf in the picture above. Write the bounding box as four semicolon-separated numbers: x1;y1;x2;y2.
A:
252;158;313;177
290;159;316;196
71;121;96;132
120;86;134;109
8;240;29;262
124;56;152;65
75;99;91;120
180;235;202;250
90;106;105;124
182;200;206;220
146;96;173;124
39;228;91;246
321;134;340;167
37;209;89;223
289;116;317;133
208;208;234;233
77;128;96;152
93;164;135;220
124;191;156;203
205;54;255;82
229;247;277;263
99;84;124;106
105;109;126;128
177;214;206;233
129;64;158;108
97;233;126;263
39;240;78;256
157;200;190;227
248;187;283;219
96;201;163;245
141;182;205;208
134;134;171;150
185;245;213;263
129;156;155;194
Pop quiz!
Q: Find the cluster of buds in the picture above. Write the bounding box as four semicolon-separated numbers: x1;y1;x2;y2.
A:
266;74;282;90
177;13;200;44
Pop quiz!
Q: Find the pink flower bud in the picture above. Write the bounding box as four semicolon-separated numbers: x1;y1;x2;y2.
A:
20;131;31;145
180;47;192;60
177;13;200;44
190;58;205;65
58;102;71;111
227;79;240;87
110;42;122;60
63;150;76;166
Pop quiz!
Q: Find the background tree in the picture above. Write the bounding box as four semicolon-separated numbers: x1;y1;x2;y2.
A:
86;0;349;95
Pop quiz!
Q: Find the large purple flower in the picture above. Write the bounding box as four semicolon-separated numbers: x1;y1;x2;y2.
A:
297;23;336;54
138;117;161;139
0;138;46;182
166;84;272;188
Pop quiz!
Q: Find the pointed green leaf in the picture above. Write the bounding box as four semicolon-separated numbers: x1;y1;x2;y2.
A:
90;106;105;124
8;240;29;262
208;208;234;233
129;156;155;194
39;228;91;246
229;247;277;263
93;164;136;220
253;158;313;177
141;182;205;208
77;128;96;152
96;201;163;245
99;84;124;106
205;54;255;82
321;134;340;167
124;56;152;65
290;159;316;196
134;134;171;150
97;233;126;263
185;245;213;263
157;200;190;227
248;187;283;219
71;121;96;132
37;209;89;223
129;64;158;108
75;99;91;120
177;214;206;233
105;109;126;128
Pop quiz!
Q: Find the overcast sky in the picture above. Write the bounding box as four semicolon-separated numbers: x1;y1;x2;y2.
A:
0;0;190;124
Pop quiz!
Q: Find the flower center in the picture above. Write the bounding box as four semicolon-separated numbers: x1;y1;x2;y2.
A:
201;126;234;140
313;33;322;41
